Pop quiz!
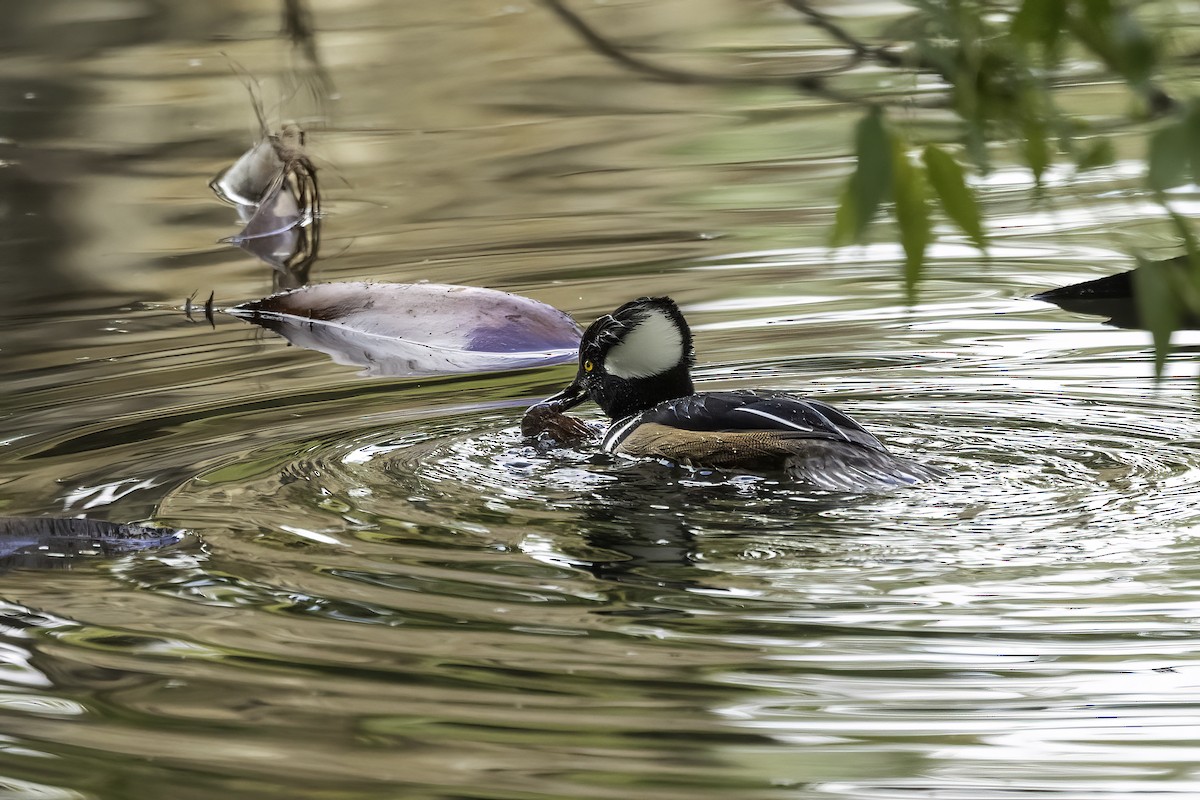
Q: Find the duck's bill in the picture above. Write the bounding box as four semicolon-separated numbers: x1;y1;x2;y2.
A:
538;379;587;411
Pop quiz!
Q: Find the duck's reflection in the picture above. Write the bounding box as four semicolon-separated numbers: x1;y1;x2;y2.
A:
559;460;859;599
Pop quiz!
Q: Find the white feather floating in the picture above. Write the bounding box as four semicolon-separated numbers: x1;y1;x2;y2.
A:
210;140;285;208
226;282;582;377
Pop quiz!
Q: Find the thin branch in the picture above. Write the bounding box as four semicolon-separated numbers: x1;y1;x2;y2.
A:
539;0;880;106
781;0;907;68
282;0;336;102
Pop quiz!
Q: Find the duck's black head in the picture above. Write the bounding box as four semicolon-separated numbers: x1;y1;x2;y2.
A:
539;296;695;420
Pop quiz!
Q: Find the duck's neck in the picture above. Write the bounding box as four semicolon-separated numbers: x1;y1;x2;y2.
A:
599;366;694;420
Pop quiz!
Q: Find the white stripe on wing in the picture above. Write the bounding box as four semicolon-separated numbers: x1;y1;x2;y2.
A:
732;406;817;432
799;404;853;441
602;414;644;452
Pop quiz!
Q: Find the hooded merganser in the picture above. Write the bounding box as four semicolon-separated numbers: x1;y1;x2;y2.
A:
527;296;943;492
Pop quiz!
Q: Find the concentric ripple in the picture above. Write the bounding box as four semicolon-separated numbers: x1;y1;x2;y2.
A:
163;376;1200;591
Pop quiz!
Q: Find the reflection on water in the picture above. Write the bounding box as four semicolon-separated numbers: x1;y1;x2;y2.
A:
3;2;1200;799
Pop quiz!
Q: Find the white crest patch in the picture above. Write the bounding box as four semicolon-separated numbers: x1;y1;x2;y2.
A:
604;307;684;380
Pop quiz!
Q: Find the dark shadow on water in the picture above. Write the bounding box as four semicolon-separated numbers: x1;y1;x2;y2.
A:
0;517;187;572
567;460;877;600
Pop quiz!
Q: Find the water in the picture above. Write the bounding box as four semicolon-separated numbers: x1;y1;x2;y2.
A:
3;2;1200;798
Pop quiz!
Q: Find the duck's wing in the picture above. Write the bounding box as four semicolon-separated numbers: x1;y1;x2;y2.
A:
606;391;889;454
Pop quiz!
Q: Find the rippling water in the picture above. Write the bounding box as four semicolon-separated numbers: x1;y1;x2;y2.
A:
3;2;1200;798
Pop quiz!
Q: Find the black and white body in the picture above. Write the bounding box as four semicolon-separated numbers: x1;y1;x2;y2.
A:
531;296;942;492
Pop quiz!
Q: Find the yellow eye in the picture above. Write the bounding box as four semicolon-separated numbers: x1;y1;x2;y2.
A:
584;360;594;373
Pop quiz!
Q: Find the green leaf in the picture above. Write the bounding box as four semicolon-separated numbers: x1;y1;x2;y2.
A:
1164;214;1200;323
892;140;931;301
1148;120;1189;194
1075;137;1115;171
1185;103;1200;188
829;107;894;247
1057;119;1077;159
1080;0;1114;26
1133;256;1181;378
830;181;857;247
1074;0;1157;85
964;112;990;174
1110;8;1157;85
1167;211;1199;260
849;106;893;243
1012;0;1065;56
922;144;986;251
1021;114;1050;186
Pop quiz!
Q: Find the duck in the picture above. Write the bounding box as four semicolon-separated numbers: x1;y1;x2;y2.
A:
1033;254;1200;330
525;296;943;492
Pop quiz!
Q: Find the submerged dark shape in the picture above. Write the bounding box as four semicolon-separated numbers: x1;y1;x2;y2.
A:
227;282;583;377
0;518;187;572
1033;256;1200;329
526;296;943;492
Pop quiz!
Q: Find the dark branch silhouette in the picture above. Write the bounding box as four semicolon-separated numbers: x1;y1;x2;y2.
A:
282;0;336;104
539;0;877;106
781;0;906;68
